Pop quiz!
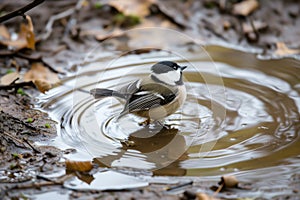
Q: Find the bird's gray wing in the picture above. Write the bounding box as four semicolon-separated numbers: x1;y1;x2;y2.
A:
121;90;176;115
118;79;140;98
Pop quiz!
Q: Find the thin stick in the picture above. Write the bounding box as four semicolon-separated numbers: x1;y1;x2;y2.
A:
23;138;41;153
38;8;75;41
213;182;224;196
0;81;35;90
165;181;193;191
0;0;45;23
249;16;259;41
1;131;27;149
9;174;73;190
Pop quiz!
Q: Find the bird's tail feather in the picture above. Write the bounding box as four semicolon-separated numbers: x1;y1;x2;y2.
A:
90;88;125;99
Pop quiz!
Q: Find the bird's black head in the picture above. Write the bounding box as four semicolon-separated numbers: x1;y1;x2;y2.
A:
151;61;187;74
151;61;187;86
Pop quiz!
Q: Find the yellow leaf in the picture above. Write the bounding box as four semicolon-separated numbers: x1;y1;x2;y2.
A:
232;0;259;16
275;42;300;56
0;72;20;85
65;160;93;172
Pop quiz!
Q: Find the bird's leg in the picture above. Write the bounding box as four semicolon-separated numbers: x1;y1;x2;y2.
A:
139;118;151;126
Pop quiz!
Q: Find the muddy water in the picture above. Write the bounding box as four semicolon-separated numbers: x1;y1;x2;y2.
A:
37;46;300;180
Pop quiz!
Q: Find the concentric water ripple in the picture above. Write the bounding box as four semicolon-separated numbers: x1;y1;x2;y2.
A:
36;47;300;177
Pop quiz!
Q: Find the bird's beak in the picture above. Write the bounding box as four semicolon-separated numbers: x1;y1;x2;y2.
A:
180;66;187;71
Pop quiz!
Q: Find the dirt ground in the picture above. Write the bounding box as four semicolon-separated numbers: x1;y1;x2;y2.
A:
0;0;300;199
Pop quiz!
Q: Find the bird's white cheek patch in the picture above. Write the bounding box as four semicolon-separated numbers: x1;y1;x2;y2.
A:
155;70;181;85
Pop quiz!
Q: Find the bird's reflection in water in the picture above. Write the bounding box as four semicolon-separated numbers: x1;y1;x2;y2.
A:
94;125;187;176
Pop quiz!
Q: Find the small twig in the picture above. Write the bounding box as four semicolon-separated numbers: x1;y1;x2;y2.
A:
213;182;224;196
165;181;193;191
10;77;20;85
38;8;76;41
0;131;41;153
249;16;259;41
0;0;45;23
1;131;27;149
64;0;85;38
9;174;74;191
37;173;74;184
23;138;41;153
0;81;35;90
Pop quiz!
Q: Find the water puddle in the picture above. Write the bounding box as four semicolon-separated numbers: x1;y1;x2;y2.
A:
64;170;148;191
36;45;300;180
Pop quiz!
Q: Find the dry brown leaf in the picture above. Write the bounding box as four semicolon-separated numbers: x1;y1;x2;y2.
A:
0;36;28;51
20;15;35;50
232;0;259;16
24;63;60;84
24;62;60;93
65;160;93;172
275;42;300;56
0;72;20;85
108;0;154;18
196;193;217;200
0;25;10;40
0;15;35;50
33;80;52;93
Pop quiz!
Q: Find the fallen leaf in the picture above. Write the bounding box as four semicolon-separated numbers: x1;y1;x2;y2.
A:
24;62;60;93
20;15;35;50
33;80;52;93
0;25;10;40
0;15;35;50
108;0;154;18
0;35;27;51
0;72;20;85
232;0;259;16
196;193;217;200
65;160;93;172
275;42;300;56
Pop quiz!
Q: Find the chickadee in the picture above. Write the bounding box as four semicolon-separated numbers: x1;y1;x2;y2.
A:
90;61;187;125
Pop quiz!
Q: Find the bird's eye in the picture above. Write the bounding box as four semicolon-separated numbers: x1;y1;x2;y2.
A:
173;65;178;70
